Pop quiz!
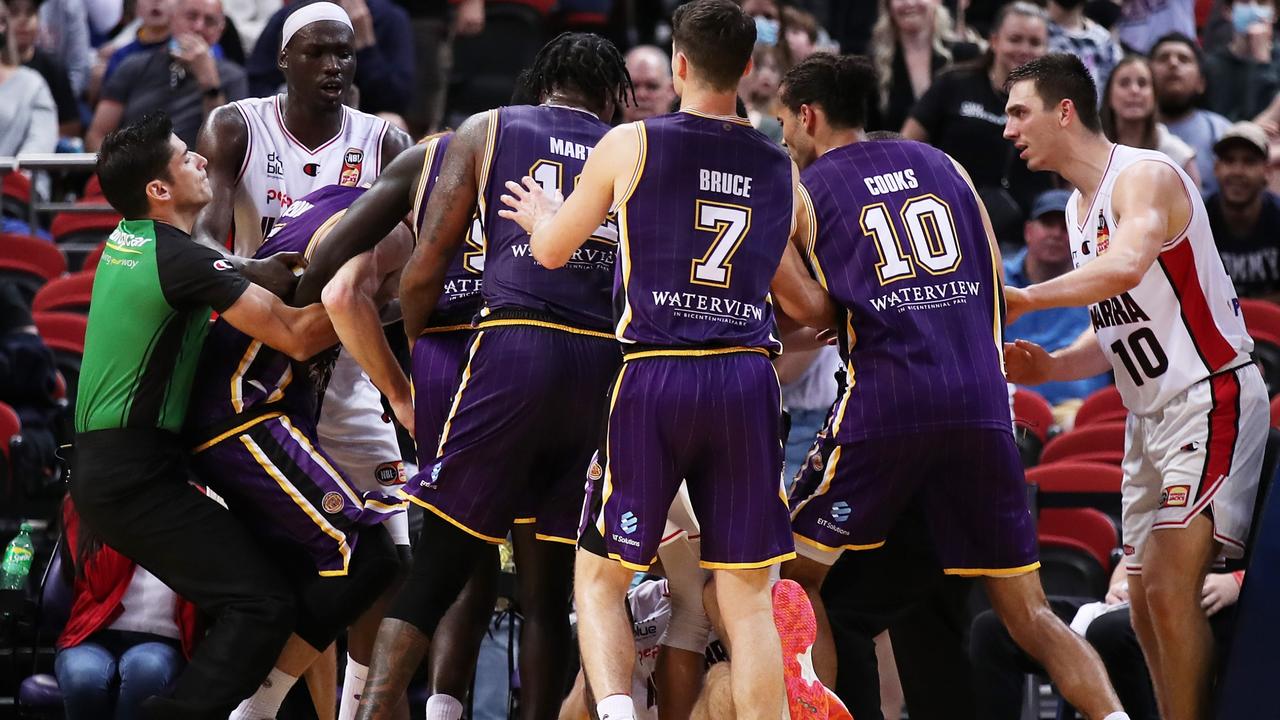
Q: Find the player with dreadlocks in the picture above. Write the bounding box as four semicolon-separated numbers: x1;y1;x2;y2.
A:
324;32;632;720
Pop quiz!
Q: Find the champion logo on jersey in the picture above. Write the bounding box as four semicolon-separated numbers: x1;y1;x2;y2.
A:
340;147;364;187
1096;210;1110;255
303;162;320;177
212;259;234;271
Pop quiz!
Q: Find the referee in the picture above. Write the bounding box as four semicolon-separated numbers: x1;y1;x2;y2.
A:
69;112;337;720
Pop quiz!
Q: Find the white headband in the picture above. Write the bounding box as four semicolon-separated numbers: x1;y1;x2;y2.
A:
281;2;354;51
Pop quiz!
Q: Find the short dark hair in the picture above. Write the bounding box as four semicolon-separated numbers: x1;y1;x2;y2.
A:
96;112;176;219
780;53;878;130
671;0;756;92
1149;32;1206;73
1005;53;1102;133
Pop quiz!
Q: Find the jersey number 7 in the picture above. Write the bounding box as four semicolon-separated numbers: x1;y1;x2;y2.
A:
690;200;750;288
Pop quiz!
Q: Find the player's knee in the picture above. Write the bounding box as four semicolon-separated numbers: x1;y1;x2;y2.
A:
1140;572;1200;619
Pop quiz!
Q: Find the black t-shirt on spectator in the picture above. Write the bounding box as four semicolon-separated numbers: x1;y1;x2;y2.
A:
909;64;1052;237
1208;191;1280;298
393;0;446;19
25;48;79;125
868;40;980;133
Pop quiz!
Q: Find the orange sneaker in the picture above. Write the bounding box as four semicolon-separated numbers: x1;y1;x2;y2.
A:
824;684;853;720
772;579;828;720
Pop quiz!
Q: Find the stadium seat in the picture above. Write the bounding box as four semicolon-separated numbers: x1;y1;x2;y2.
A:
33;311;87;400
1039;422;1126;466
82;242;105;273
0;233;66;302
16;540;72;714
1073;385;1126;427
1251;330;1280;397
0;401;20;497
51;203;121;272
32;271;95;314
1037;507;1118;598
2;171;31;220
1025;461;1123;516
1013;387;1055;467
1241;299;1280;341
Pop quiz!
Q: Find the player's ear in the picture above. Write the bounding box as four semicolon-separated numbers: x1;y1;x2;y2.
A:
741;56;755;82
145;178;171;204
278;48;288;71
1059;99;1073;128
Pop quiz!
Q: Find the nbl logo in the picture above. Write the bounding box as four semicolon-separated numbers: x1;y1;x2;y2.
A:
340;148;364;186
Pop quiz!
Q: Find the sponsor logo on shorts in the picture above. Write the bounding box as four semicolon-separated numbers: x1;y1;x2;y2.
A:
375;462;404;486
816;517;850;536
611;534;641;548
1160;485;1190;508
420;462;442;489
588;460;603;481
620;511;638;535
321;491;344;514
830;500;851;523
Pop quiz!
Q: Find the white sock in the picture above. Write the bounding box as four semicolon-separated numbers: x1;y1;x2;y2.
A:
230;668;299;720
596;694;636;720
337;656;368;720
1103;714;1131;720
424;693;464;720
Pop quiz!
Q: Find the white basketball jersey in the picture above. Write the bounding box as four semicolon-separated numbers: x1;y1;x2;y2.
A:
1066;145;1252;415
231;94;402;483
230;94;390;257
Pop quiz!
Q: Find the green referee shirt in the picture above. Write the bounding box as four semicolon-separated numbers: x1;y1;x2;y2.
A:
75;219;249;433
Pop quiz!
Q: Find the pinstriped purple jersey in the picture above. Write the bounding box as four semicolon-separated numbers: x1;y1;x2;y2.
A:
801;139;1010;442
188;185;360;429
478;104;615;331
412;133;484;327
614;112;792;350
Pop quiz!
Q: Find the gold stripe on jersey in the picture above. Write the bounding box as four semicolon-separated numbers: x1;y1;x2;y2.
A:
411;137;442;242
701;550;796;570
420;324;474;335
680;108;754;127
944;561;1041;578
192;411;283;453
614;124;647;341
793;533;886;554
595;365;630;539
304;209;349;260
230;341;262;415
400;493;507;544
475;109;501;223
475;318;614;339
240;431;352;576
789;445;842;520
263;364;293;406
987;230;1004;366
535;533;577;545
276;415;363;505
829;312;858;437
798;183;820;266
622;346;770;361
437;331;486;456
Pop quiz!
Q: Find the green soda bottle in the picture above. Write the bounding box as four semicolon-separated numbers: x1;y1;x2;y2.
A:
0;523;35;590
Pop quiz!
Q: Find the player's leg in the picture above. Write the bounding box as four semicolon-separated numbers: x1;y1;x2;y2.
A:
574;548;644;716
511;524;576;720
654;493;711;720
424;553;500;719
710;568;784;720
929;427;1124;719
983;571;1124;718
780;555;836;686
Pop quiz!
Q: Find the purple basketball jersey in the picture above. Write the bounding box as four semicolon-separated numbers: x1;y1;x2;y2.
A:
614;112;792;351
802;140;1010;442
413;133;483;328
188;185;361;431
478;105;615;331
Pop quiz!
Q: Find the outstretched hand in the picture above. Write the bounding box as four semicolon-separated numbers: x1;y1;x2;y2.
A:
242;252;305;299
1003;339;1055;385
498;177;563;236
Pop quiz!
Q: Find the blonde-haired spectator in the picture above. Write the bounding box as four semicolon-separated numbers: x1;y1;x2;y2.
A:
868;0;978;132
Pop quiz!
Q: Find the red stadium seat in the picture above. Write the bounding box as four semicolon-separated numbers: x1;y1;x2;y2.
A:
1074;385;1126;427
1013;387;1055;444
82;242;105;273
1039;507;1119;573
1240;299;1280;342
1026;460;1123;515
32;271;95;314
33;311;87;356
0;401;19;465
0;233;66;291
51;204;121;245
1039;421;1126;466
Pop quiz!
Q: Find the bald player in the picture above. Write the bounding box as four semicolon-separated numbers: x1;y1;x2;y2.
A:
624;45;677;122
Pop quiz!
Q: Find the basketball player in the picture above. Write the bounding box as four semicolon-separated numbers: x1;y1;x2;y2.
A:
191;3;415;712
769;51;1128;720
185;183;408;719
1002;54;1267;720
293;132;500;720
349;33;634;720
497;3;836;720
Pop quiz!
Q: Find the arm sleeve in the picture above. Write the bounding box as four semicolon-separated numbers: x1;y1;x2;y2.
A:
352;3;414;115
156;233;251;312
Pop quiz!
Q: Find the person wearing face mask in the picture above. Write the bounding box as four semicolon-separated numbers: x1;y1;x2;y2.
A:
1046;0;1122;97
1150;32;1232;196
1204;0;1280;122
903;1;1054;247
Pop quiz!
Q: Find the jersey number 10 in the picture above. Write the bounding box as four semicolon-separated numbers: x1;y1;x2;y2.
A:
861;194;962;285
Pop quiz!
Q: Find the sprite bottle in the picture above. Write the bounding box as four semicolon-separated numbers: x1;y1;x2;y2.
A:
0;523;35;590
